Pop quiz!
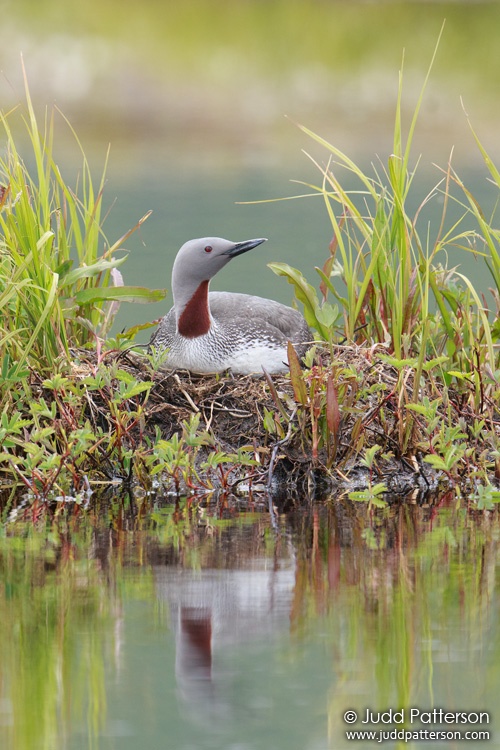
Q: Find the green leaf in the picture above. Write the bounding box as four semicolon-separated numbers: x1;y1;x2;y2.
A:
423;454;448;471
55;259;74;277
268;262;330;339
315;266;348;307
118;320;159;338
115;381;152;401
378;354;418;369
360;444;382;469
74;285;167;305
315;302;340;329
36;230;55;251
421;356;449;372
61;256;128;287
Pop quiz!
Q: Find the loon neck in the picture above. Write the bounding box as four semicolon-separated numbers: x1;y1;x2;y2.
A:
177;280;211;338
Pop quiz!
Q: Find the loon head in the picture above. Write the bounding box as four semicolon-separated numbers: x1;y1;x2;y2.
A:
171;236;267;336
172;236;267;291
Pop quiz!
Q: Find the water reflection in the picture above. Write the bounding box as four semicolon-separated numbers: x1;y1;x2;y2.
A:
157;559;295;721
0;497;499;749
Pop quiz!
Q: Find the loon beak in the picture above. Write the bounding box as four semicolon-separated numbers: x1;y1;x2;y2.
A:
223;237;267;258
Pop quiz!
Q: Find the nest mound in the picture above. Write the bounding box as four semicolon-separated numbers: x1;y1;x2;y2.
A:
72;347;300;453
67;345;447;496
148;368;280;450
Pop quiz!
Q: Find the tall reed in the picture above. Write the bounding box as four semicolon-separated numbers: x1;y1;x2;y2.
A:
0;62;163;386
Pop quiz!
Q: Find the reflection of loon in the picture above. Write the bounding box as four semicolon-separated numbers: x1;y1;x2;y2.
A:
155;561;296;720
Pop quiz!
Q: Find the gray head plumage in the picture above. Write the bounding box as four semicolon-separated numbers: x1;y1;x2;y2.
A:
172;237;267;314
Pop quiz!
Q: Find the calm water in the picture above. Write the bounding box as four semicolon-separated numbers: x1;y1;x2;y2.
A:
1;496;499;750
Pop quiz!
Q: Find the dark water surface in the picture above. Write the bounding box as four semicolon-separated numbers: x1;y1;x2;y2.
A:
1;496;499;749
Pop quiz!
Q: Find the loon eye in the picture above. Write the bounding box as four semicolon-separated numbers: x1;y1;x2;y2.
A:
204;245;213;253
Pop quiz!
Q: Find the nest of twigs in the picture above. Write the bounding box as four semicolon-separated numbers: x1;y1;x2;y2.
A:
66;345;450;496
73;347;303;456
147;367;282;449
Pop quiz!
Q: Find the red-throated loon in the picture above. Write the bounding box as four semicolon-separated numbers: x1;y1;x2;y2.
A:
148;237;311;374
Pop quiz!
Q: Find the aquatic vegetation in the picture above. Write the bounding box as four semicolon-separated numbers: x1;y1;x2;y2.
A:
0;62;164;381
263;39;500;504
1;50;500;510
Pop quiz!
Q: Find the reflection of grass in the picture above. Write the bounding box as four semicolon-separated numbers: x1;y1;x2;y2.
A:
0;504;279;748
286;503;500;747
0;519;158;750
0;542;108;749
1;498;499;748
